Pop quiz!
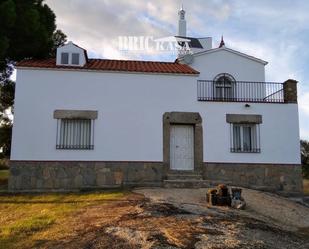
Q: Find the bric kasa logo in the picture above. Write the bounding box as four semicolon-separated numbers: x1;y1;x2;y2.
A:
118;36;192;55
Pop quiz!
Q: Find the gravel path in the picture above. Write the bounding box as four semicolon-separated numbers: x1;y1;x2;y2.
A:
134;187;309;231
133;187;309;248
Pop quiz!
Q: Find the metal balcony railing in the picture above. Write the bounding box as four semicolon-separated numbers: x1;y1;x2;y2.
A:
197;80;284;103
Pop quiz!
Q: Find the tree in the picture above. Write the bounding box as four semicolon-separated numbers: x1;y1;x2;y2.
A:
51;29;67;57
0;0;67;157
0;79;14;157
301;140;309;178
0;124;12;157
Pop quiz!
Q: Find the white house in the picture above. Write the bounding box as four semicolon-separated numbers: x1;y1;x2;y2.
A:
9;8;302;195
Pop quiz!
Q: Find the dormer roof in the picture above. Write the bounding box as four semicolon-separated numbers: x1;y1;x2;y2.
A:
56;41;88;67
69;42;88;62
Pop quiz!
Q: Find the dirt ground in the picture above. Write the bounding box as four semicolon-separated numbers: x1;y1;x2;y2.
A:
35;187;309;249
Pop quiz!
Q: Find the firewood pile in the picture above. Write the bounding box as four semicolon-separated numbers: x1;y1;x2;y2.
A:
206;185;246;209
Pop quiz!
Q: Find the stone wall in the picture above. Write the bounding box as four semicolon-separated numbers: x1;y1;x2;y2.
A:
204;163;303;196
283;79;298;103
9;161;303;196
9;161;164;192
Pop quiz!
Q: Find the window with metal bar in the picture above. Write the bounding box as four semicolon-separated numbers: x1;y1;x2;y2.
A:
230;123;260;153
56;119;94;150
214;73;236;100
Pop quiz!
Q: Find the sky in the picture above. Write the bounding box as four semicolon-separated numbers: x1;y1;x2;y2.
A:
45;0;309;139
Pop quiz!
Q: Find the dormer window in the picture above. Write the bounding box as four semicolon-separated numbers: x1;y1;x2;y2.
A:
61;52;69;64
56;42;88;67
72;53;80;65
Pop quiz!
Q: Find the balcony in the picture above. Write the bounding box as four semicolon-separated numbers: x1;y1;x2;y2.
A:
197;80;296;103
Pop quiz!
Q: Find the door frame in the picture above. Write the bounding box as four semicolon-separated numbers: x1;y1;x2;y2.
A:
163;112;203;175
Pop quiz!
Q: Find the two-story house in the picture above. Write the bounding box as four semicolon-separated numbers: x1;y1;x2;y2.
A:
9;8;302;195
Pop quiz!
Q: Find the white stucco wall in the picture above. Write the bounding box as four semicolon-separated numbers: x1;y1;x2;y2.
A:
11;68;300;164
191;49;265;81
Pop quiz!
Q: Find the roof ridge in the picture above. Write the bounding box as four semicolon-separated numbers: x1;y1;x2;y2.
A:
88;58;181;64
16;57;200;75
19;57;184;65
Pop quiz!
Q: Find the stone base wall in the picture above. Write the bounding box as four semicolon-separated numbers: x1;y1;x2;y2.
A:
9;161;164;192
9;161;303;196
204;163;303;196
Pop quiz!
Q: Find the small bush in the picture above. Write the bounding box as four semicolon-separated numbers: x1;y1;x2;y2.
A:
0;170;9;187
301;140;309;178
0;159;9;170
302;164;309;179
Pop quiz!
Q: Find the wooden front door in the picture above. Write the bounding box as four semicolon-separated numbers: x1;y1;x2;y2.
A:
170;125;194;170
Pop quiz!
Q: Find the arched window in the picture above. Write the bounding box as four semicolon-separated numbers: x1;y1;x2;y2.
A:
213;73;236;100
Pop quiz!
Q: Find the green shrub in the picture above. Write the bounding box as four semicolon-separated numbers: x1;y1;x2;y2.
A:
303;164;309;179
0;159;9;170
301;140;309;179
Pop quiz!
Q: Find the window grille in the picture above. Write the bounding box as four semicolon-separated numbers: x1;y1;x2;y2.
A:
230;123;260;153
56;119;94;150
214;73;236;100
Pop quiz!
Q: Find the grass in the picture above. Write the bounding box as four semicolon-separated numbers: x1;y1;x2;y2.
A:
0;169;9;180
2;215;55;236
0;190;128;249
0;168;307;248
303;179;309;196
0;169;9;189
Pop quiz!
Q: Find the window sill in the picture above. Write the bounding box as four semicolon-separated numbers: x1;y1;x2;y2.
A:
56;145;94;150
230;149;261;153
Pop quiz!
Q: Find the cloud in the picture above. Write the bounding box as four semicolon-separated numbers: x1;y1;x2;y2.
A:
45;0;234;59
299;92;309;116
46;0;171;59
45;0;309;139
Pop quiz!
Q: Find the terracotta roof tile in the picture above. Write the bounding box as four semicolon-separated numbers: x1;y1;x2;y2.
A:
16;58;199;75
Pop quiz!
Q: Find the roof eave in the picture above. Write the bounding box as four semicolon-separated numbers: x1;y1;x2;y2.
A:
15;66;200;76
179;47;268;65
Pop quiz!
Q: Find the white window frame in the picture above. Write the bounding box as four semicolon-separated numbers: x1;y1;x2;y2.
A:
230;123;260;153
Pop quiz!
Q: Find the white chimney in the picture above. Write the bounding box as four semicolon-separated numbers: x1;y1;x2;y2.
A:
178;6;186;37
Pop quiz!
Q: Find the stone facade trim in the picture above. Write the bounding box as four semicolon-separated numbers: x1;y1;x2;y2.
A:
163;112;203;175
53;110;98;119
226;114;262;124
283;79;298;103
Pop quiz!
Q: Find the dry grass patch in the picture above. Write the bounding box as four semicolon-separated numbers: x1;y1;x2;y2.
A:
0;190;128;249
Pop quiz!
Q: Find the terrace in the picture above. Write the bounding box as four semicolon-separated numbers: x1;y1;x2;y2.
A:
197;78;297;103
